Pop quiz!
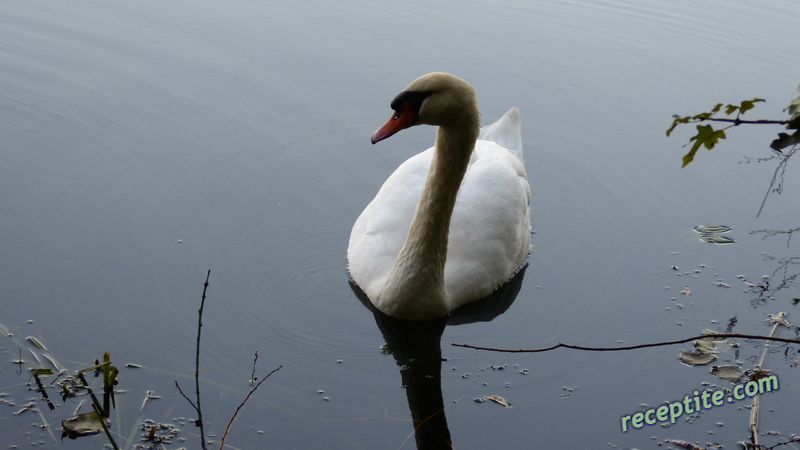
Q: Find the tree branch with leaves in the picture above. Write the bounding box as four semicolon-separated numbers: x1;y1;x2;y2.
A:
667;86;800;167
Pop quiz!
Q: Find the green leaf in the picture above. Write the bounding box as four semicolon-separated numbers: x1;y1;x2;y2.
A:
770;131;800;151
787;115;800;130
682;148;698;167
738;98;765;115
666;115;691;136
724;104;738;115
694;124;726;149
785;86;800;118
683;125;726;167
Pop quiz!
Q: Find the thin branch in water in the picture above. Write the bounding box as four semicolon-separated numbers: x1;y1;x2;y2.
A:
176;270;211;450
691;117;789;126
761;436;800;450
451;332;800;353
750;227;800;250
194;269;211;449
250;351;259;387
175;381;197;411
757;144;798;218
748;312;788;447
218;360;283;450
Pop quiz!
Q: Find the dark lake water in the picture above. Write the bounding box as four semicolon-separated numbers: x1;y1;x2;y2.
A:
2;0;799;448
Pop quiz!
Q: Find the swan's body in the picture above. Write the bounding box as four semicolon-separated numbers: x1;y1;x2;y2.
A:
348;73;531;321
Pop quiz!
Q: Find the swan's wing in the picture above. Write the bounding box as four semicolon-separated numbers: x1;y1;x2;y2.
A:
478;107;523;162
445;139;531;308
347;148;434;294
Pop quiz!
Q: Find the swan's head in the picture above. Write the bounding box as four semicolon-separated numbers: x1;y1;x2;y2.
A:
371;72;479;144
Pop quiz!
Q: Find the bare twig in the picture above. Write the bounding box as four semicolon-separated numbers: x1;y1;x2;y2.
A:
218;358;282;450
761;437;800;450
31;373;55;410
751;226;800;249
176;270;211;450
451;332;800;353
175;381;196;410
250;352;259;386
688;117;788;126
757;145;798;218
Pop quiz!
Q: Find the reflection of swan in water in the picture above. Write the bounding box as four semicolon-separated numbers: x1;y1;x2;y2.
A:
348;72;531;321
371;313;451;449
349;265;527;449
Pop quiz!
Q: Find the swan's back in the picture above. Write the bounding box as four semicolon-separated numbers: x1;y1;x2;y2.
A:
446;108;529;305
348;108;530;311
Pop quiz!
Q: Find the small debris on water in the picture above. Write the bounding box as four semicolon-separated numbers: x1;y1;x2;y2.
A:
483;395;511;407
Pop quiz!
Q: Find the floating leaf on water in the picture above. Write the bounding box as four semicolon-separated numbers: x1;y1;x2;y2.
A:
666;439;706;450
694;330;726;352
768;314;792;328
694;225;735;244
699;330;726;343
701;329;724;338
698;234;736;244
26;336;47;351
694;339;718;352
711;365;745;383
680;349;717;366
694;225;731;234
483;395;511;407
61;411;108;438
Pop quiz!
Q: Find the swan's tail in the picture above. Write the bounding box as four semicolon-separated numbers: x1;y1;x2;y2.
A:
478;107;523;162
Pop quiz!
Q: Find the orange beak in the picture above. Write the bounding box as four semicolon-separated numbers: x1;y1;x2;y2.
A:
371;101;419;144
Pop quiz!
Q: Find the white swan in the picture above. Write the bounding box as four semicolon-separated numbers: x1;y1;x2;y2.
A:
348;72;531;321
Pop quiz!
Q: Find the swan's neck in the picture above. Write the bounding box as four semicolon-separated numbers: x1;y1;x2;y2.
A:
377;121;479;319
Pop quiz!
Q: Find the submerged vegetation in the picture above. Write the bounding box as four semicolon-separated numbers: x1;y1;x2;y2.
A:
0;271;280;449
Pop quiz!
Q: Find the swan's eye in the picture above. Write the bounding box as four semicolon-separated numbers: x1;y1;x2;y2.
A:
389;91;431;117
